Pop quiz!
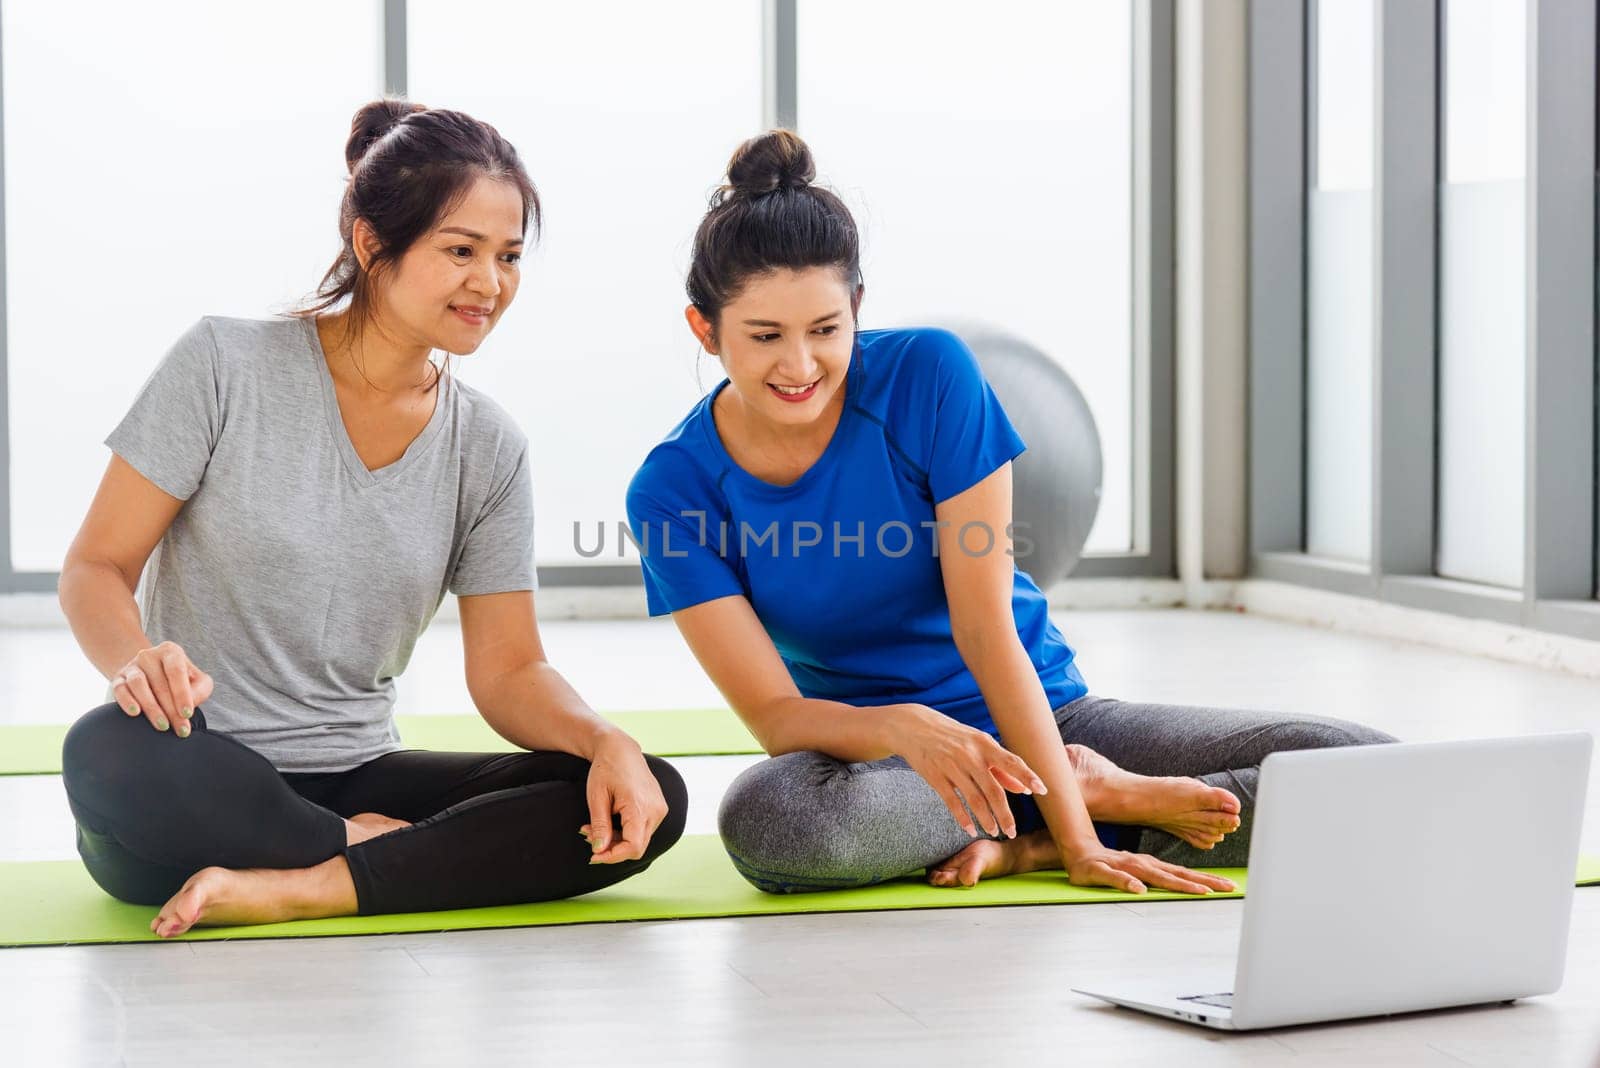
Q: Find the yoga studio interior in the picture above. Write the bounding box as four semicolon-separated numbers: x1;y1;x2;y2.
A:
3;0;1599;1064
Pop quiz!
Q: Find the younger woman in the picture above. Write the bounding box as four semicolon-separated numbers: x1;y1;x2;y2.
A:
627;131;1394;895
60;101;685;937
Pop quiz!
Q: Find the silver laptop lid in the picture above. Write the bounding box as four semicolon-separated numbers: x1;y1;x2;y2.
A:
1231;733;1591;1030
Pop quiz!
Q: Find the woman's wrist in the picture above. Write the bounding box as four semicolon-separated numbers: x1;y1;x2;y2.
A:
1052;831;1105;864
878;703;931;755
587;722;641;762
1034;783;1105;861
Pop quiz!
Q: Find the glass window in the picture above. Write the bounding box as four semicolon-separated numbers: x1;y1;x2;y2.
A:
1435;0;1526;589
796;0;1135;553
1304;0;1376;563
3;0;383;571
409;0;763;567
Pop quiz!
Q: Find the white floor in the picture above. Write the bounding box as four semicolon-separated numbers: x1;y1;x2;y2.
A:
2;609;1598;1066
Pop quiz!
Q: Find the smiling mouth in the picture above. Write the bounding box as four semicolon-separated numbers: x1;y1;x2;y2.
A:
769;377;821;397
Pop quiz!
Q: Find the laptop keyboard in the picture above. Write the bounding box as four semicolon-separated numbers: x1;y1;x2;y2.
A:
1179;993;1234;1010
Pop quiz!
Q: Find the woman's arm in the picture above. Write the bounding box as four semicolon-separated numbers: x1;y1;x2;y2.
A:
61;456;178;676
458;590;667;862
60;455;209;730
932;463;1102;855
934;463;1223;893
671;593;903;760
459;590;623;757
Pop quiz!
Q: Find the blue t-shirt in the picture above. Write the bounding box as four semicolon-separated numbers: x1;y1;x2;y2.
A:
625;326;1088;738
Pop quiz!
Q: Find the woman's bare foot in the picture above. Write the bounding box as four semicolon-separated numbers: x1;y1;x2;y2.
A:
149;856;359;939
1065;744;1242;849
928;829;1059;888
345;812;411;846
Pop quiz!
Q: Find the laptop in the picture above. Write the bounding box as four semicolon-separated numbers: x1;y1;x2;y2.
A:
1073;732;1592;1031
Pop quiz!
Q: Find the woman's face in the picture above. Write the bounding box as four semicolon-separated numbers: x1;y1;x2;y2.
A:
693;266;858;429
366;174;526;355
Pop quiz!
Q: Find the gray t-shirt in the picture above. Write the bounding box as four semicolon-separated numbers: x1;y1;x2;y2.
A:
105;315;536;773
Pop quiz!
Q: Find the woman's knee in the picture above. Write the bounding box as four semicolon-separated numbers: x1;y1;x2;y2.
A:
1273;716;1399;752
61;702;146;801
62;701;207;825
1313;716;1398;748
717;753;872;892
1341;721;1399;746
719;754;817;850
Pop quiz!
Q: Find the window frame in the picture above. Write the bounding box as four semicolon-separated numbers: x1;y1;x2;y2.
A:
1248;0;1600;638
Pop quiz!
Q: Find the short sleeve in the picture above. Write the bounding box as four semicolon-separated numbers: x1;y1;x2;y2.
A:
450;443;537;596
923;330;1027;503
626;466;745;617
104;319;223;500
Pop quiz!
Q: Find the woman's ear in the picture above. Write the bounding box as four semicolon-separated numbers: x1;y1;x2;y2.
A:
352;218;383;273
685;304;718;355
850;283;865;323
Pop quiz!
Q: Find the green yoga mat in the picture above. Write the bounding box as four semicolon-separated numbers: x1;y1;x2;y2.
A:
0;709;760;776
5;837;1599;948
4;835;1245;947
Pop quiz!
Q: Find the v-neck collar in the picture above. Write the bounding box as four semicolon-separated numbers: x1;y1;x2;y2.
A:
303;316;450;488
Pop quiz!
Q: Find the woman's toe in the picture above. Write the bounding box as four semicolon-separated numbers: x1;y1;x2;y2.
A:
1207;787;1242;814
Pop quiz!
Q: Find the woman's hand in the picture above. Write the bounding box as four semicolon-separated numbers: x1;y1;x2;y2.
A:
111;641;213;738
580;731;669;864
890;704;1048;840
1065;845;1237;896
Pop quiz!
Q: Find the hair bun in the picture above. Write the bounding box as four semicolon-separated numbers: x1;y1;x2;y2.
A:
344;99;428;174
725;129;816;197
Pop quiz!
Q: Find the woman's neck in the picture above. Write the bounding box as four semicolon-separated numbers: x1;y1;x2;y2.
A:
317;311;437;397
717;377;846;459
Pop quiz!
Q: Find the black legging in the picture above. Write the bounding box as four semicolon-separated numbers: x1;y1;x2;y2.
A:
60;702;689;913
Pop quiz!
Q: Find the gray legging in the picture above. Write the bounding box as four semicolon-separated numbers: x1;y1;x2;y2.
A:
718;694;1398;893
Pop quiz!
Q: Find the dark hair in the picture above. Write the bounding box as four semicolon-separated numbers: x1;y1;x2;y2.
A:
686;130;862;337
297;99;540;378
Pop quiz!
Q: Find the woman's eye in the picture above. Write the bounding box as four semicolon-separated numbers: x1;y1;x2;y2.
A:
751;333;780;343
449;246;472;258
814;325;838;336
502;253;521;265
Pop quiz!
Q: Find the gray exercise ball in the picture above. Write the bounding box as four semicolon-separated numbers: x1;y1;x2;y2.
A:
937;323;1103;589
